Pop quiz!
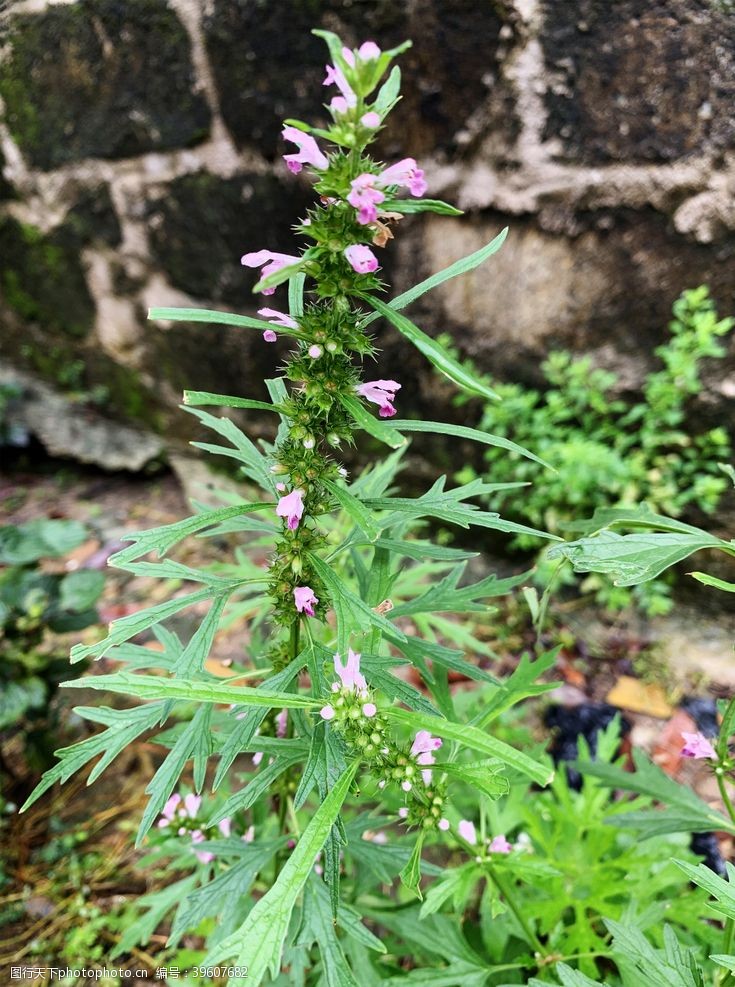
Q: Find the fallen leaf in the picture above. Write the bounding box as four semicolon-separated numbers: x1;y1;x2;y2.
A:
607;675;673;719
652;709;697;776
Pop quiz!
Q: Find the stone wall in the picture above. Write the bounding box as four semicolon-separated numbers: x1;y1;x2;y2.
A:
1;0;734;470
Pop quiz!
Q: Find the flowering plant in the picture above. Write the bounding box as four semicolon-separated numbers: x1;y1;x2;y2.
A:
28;29;713;986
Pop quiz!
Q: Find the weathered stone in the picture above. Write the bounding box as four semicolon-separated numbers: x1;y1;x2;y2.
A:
542;0;735;163
146;171;312;304
203;0;518;159
0;0;211;170
0;367;165;473
59;184;122;250
0;216;95;338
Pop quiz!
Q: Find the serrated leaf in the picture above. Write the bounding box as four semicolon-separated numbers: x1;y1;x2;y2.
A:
472;648;560;728
323;477;380;540
207;760;359;984
297;876;360;987
386;707;554;786
388;565;529;618
208;753;303;826
399;831;425;899
578;749;735;835
360;294;498;401
20;703;167;811
673;859;735;920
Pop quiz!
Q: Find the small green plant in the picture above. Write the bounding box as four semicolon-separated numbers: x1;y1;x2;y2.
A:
454;286;733;614
0;518;104;775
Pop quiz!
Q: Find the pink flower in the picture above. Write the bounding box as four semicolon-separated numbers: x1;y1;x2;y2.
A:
276;709;288;738
358;41;381;61
276;488;305;530
363;702;377;718
411;730;442;763
348;173;386;225
308;344;322;358
344;244;379;274
184;793;201;818
252;751;264;766
458;820;477;844
330;96;349;115
157;793;181;827
489;834;512;854
378;157;427;197
398;807;409;819
320;705;335;720
258;307;297;329
282;126;329;174
361;111;381;128
334;648;367;691
681;732;717;760
438;818;450;831
218;817;232;837
263;329;277;343
357;379;401;418
294;585;318;616
323;63;356;108
241;250;301;295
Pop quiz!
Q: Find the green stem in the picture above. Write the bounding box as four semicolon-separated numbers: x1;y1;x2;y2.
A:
716;769;735;826
486;865;547;958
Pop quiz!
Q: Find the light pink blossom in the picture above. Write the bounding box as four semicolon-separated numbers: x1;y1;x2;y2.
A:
320;705;335;720
363;702;377;718
438;818;450;831
157;793;181;827
252;751;264;766
276;488;305;530
218;817;232;837
258;307;297;329
241;249;301;295
357;379;401;418
411;731;442;764
184;793;201;818
361;111;381;128
398;807;409;819
323;62;356;108
489;834;512;854
308;344;322;358
348;173;386;225
276;709;288;738
458;820;477;844
263;329;277;342
378;157;427;197
681;731;717;760
334;648;367;691
344;244;379;274
282;125;329;174
330;96;349;115
294;585;318;616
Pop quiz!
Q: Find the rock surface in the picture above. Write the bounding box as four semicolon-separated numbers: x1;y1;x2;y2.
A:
0;0;733;460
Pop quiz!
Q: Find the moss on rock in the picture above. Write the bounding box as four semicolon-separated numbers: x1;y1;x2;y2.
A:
0;0;211;170
0;217;95;338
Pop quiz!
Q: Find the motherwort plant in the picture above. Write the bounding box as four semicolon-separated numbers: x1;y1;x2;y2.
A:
23;32;561;985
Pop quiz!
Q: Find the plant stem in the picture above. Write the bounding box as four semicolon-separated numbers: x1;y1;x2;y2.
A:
716;769;735;826
483;862;547;958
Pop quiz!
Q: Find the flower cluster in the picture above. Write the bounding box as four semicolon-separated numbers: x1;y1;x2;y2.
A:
457;819;513;856
233;35;429;628
157;793;235;864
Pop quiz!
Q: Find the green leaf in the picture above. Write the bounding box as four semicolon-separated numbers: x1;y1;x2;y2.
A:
578;749;735;836
58;570;105;612
148;307;276;332
360;294;499;401
529;964;602;986
110;875;198;959
400;831;425;899
603;920;706;987
386;418;550;468
338;392;407;448
382;198;463;216
60;670;319;709
253;259;307;295
183;391;282;413
374;538;478;563
208;753;303;826
551;529;728;586
0;678;47;730
69;587;215;663
360;228;507;324
308;553;407;651
386;707;554;786
207;760;359;984
20;703;166;811
374;66;401;115
673;859;735;921
110;504;269;567
323;477;380;540
289;271;306;318
361;655;440;716
442;760;510;800
388;565;529;618
0;519;88;564
173;594;229;676
472;648;560;728
297;876;360;987
690;571;735;592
